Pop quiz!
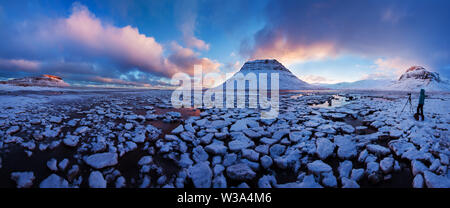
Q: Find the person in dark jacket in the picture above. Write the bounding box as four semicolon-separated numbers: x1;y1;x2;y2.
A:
416;89;425;121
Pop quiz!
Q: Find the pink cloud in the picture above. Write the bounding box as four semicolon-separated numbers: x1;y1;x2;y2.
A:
57;4;167;75
248;31;337;65
0;58;41;72
167;42;220;75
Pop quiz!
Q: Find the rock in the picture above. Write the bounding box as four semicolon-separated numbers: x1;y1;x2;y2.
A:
379;157;394;174
338;160;353;179
236;182;250;188
322;172;337;187
67;165;80;181
200;133;214;144
178;153;194;168
243;129;261;139
49;116;62;124
11;172;35;188
188;162;212;188
402;149;427;161
389;129;403;138
316;138;335;160
307;160;332;175
272;129;290;141
358;149;368;163
230;119;248;131
260;155;273;169
423;171;450;188
439;153;449;165
157;175;167;185
365;154;377;164
84;152;118;169
226;163;256;181
63;135;80;147
413;174;424;188
6;126;20;135
124;123;134;130
166;111;181;118
255;145;269;155
74;126;89;135
242;149;259;162
222;153;237;167
193;146;209;162
184;123;195;133
366;144;391;156
140;176;151;188
179;131;195;142
340;124;355;134
47;158;58;171
228;135;254;152
269;144;286;158
171;125;184;134
115;176;126;188
258;175;276;188
132;134;146;143
411;160;428;176
58;158;69;171
341;177;360;188
213;164;225;176
335;136;357;159
138;156;153;166
429;159;440;172
205;142;227;155
30;119;42;125
366;162;380;174
39;174;69;188
260;137;278;145
351;168;365;181
89;171;107;188
209;120;229;129
212;174;227;188
297;175;322;188
388;140;416;157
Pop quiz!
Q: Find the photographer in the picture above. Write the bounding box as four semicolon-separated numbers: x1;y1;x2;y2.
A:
416;89;425;121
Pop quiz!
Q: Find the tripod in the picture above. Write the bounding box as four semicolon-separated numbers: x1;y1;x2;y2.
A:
400;93;413;115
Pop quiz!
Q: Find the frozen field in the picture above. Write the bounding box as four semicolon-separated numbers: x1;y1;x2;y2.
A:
0;88;449;188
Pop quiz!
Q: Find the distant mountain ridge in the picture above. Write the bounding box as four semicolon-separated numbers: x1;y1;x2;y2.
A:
0;75;70;87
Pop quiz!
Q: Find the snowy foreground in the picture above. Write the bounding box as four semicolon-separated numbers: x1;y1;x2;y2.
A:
0;88;449;188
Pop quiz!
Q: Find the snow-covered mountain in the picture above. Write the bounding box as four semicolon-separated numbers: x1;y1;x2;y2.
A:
389;66;450;91
0;75;70;87
321;66;450;91
216;59;317;90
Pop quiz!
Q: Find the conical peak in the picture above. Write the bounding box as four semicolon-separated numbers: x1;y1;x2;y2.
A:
240;59;288;72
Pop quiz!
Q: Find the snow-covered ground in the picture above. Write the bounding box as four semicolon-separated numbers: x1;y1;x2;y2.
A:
0;88;449;188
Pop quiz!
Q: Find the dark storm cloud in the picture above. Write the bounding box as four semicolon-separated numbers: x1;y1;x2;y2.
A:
242;0;450;76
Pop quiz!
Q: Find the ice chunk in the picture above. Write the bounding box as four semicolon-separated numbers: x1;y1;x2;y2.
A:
188;162;212;188
316;138;335;160
226;163;256;181
366;144;391;156
39;174;69;188
84;152;118;169
11;171;35;188
423;171;450;188
89;171;107;188
338;160;353;179
307;160;332;175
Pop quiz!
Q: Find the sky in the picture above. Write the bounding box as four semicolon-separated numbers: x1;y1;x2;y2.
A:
0;0;449;88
